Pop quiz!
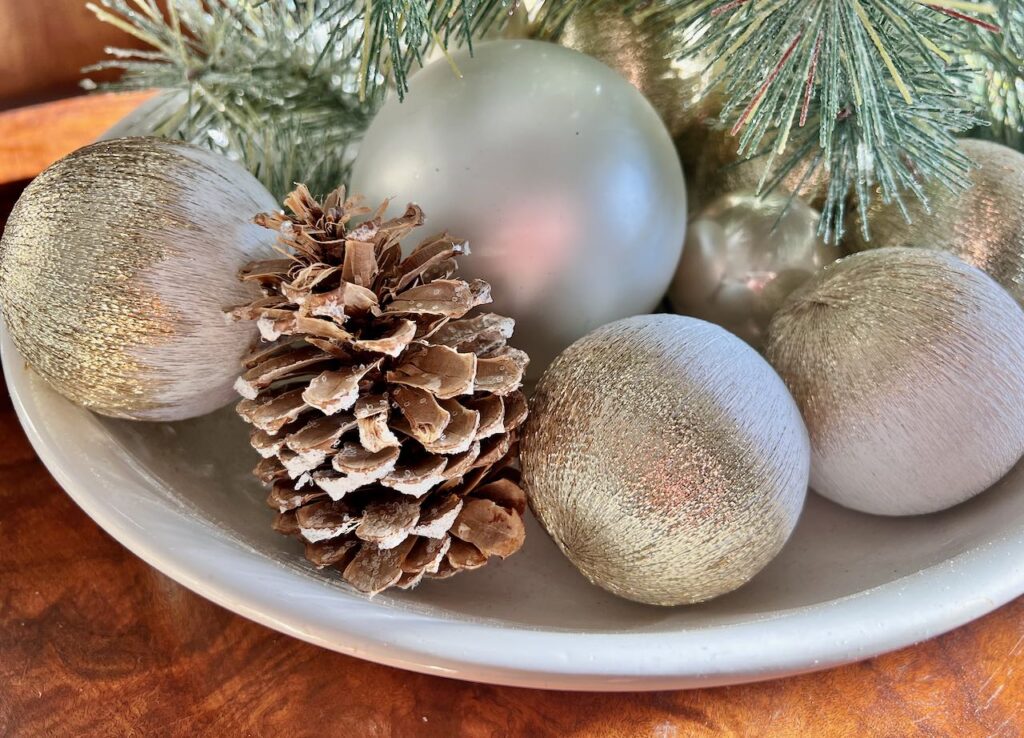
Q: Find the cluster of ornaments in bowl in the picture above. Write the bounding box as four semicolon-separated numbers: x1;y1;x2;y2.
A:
3;38;1024;614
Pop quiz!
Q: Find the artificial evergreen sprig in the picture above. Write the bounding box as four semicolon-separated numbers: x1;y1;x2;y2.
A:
85;0;374;198
994;0;1024;55
960;0;1024;150
87;0;1011;243
360;0;598;99
649;0;997;241
85;0;598;198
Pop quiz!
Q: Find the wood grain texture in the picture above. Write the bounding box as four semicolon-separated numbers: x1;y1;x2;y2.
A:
0;92;156;186
0;0;142;107
0;93;1023;738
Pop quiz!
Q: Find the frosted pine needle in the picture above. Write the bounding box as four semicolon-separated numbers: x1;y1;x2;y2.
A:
646;0;996;240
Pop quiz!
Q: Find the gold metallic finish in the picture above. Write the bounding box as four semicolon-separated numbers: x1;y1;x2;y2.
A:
668;191;842;349
558;5;829;214
845;139;1024;304
682;126;832;214
559;6;720;139
521;315;810;606
767;248;1024;516
0;137;278;421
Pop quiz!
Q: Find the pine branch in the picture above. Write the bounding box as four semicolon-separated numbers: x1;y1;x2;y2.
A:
85;0;374;198
353;0;601;97
359;0;508;101
994;0;1024;55
646;0;994;241
959;0;1024;149
87;0;1002;244
85;0;596;198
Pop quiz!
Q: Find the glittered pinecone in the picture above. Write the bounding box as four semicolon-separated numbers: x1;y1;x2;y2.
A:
231;185;530;595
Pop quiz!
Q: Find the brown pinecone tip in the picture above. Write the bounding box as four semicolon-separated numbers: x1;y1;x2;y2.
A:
230;184;530;596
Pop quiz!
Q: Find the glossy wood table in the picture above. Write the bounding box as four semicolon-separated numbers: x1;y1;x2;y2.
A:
0;95;1023;737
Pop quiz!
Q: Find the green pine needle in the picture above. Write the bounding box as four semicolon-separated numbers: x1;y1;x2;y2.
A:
647;0;993;242
960;0;1024;150
84;0;599;198
85;0;375;198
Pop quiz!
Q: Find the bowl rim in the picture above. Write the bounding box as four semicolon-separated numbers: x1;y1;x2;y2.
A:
4;325;1023;691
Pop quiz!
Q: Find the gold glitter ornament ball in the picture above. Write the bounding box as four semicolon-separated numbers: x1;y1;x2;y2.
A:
559;4;720;138
0;137;278;421
845;139;1024;303
522;315;810;606
767;248;1024;516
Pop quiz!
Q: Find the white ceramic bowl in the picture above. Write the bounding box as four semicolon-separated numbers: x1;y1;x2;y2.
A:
4;325;1024;691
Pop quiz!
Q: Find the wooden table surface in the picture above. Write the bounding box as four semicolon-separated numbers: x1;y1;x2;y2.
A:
1;95;1023;738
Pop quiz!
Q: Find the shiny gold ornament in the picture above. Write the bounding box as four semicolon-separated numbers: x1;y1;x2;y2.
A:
767;248;1024;516
845;139;1024;303
522;315;810;606
668;191;842;349
683;128;832;214
559;5;719;138
557;4;829;214
0;137;278;421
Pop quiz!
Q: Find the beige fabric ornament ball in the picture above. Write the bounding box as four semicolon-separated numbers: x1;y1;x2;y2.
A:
767;247;1024;516
0;137;278;421
522;315;810;606
844;139;1024;304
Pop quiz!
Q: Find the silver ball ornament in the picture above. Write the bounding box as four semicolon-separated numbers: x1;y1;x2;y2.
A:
767;248;1024;516
668;191;841;349
351;40;688;377
522;315;810;606
0;137;278;421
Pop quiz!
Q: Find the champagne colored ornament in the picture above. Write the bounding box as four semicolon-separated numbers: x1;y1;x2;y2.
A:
767;248;1024;516
668;191;841;349
522;315;810;606
558;4;720;137
0;137;277;421
684;128;832;214
555;4;750;217
845;139;1024;304
350;40;687;378
559;2;824;217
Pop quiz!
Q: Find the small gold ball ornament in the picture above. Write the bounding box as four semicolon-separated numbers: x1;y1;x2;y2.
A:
767;248;1024;516
667;191;841;349
845;139;1024;303
522;315;810;606
0;137;278;421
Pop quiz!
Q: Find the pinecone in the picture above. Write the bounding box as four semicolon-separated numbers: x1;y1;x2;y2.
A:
230;185;530;595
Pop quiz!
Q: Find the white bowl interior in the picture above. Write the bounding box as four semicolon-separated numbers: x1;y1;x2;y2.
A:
6;326;1024;689
90;403;1024;630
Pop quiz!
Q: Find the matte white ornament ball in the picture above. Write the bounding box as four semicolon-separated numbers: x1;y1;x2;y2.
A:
0;137;278;421
767;247;1024;516
522;315;810;606
351;40;688;377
